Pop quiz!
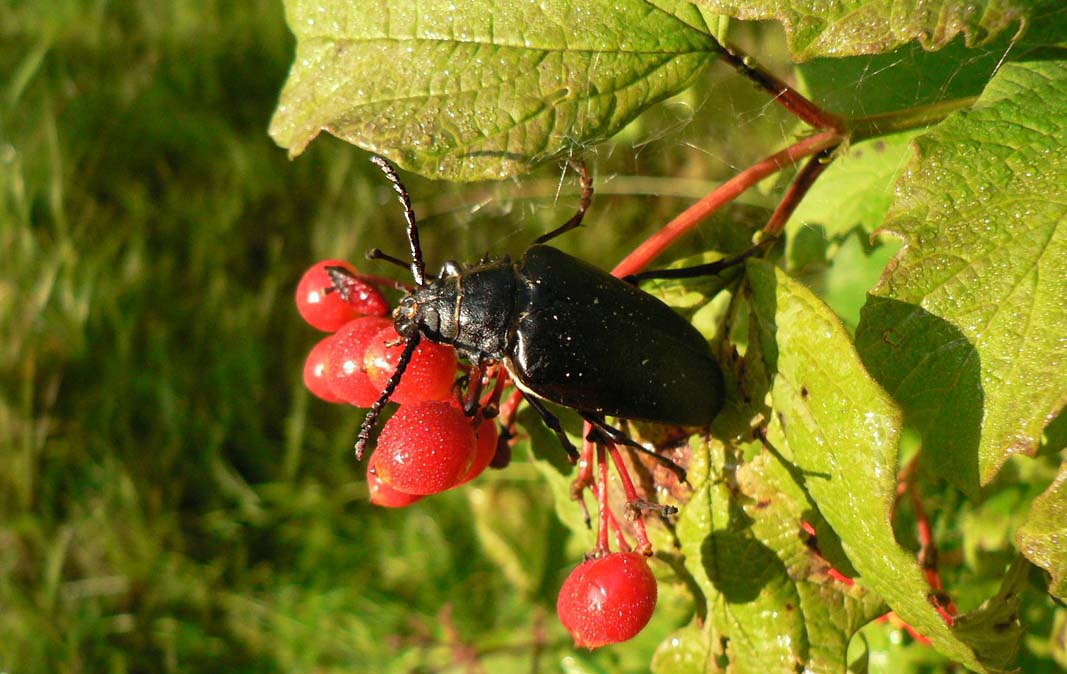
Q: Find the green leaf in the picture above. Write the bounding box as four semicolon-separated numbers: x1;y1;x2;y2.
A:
950;556;1028;666
795;33;1027;118
651;621;709;674
789;132;922;239
269;0;718;180
1017;461;1067;600
745;259;1019;672
693;0;1042;60
855;60;1067;495
675;430;884;673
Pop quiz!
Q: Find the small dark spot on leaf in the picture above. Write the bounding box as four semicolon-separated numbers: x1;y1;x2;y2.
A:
777;411;787;432
994;618;1016;633
873;140;886;152
800;385;809;398
716;637;730;667
784;603;794;611
853;149;863;159
755;499;772;509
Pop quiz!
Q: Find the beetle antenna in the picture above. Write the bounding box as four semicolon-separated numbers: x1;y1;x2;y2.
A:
370;156;427;286
366;247;414;271
354;332;422;460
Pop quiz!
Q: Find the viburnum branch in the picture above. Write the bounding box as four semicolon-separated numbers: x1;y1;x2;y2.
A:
714;42;844;132
908;483;957;622
608;506;631;552
761;145;839;237
496;388;525;434
572;428;597;497
801;521;939;645
877;612;933;646
606;441;654;556
596;442;611;553
611;129;842;277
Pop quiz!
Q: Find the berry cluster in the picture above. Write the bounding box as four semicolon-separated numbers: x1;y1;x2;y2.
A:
296;257;662;649
296;260;497;505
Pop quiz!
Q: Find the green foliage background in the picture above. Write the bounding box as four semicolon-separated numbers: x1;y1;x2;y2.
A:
2;1;1066;673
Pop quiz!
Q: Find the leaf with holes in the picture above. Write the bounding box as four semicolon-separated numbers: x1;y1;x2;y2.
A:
855;60;1067;497
269;0;718;180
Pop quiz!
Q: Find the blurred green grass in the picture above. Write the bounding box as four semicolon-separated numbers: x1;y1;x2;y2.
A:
0;2;803;672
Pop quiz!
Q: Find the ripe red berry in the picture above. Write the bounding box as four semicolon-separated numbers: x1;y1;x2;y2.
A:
367;455;424;508
458;418;499;485
373;401;476;495
325;316;393;407
363;326;458;404
303;335;343;403
296;259;388;331
556;552;658;649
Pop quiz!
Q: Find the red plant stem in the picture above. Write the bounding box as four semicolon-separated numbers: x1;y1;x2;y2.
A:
908;486;958;622
716;43;844;132
596;443;611;553
478;366;507;411
607;502;632;552
606;441;653;555
892;454;920;515
575;427;596;492
497;389;525;432
761;146;838;237
892;453;956;622
805;521;933;645
877;612;933;646
611;130;842;277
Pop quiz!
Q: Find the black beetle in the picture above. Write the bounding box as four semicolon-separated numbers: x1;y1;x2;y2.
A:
336;156;726;464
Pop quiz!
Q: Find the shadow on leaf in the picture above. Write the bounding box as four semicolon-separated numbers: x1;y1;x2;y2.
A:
855;295;984;498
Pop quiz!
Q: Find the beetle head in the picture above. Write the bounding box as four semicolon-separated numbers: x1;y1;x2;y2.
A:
394;282;458;344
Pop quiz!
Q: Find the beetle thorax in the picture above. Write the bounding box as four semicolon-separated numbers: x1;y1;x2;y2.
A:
396;262;520;361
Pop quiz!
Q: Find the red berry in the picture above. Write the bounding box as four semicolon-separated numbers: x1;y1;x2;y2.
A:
303;335;343;403
367;455;424;508
296;259;388;331
556;552;658;649
373;401;476;495
458;418;499;485
363;326;458;404
326;316;393;407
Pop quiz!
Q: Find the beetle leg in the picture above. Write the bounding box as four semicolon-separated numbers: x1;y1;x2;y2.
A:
582;414;688;484
533;158;593;245
462;363;485;417
622;237;776;284
525;396;580;463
